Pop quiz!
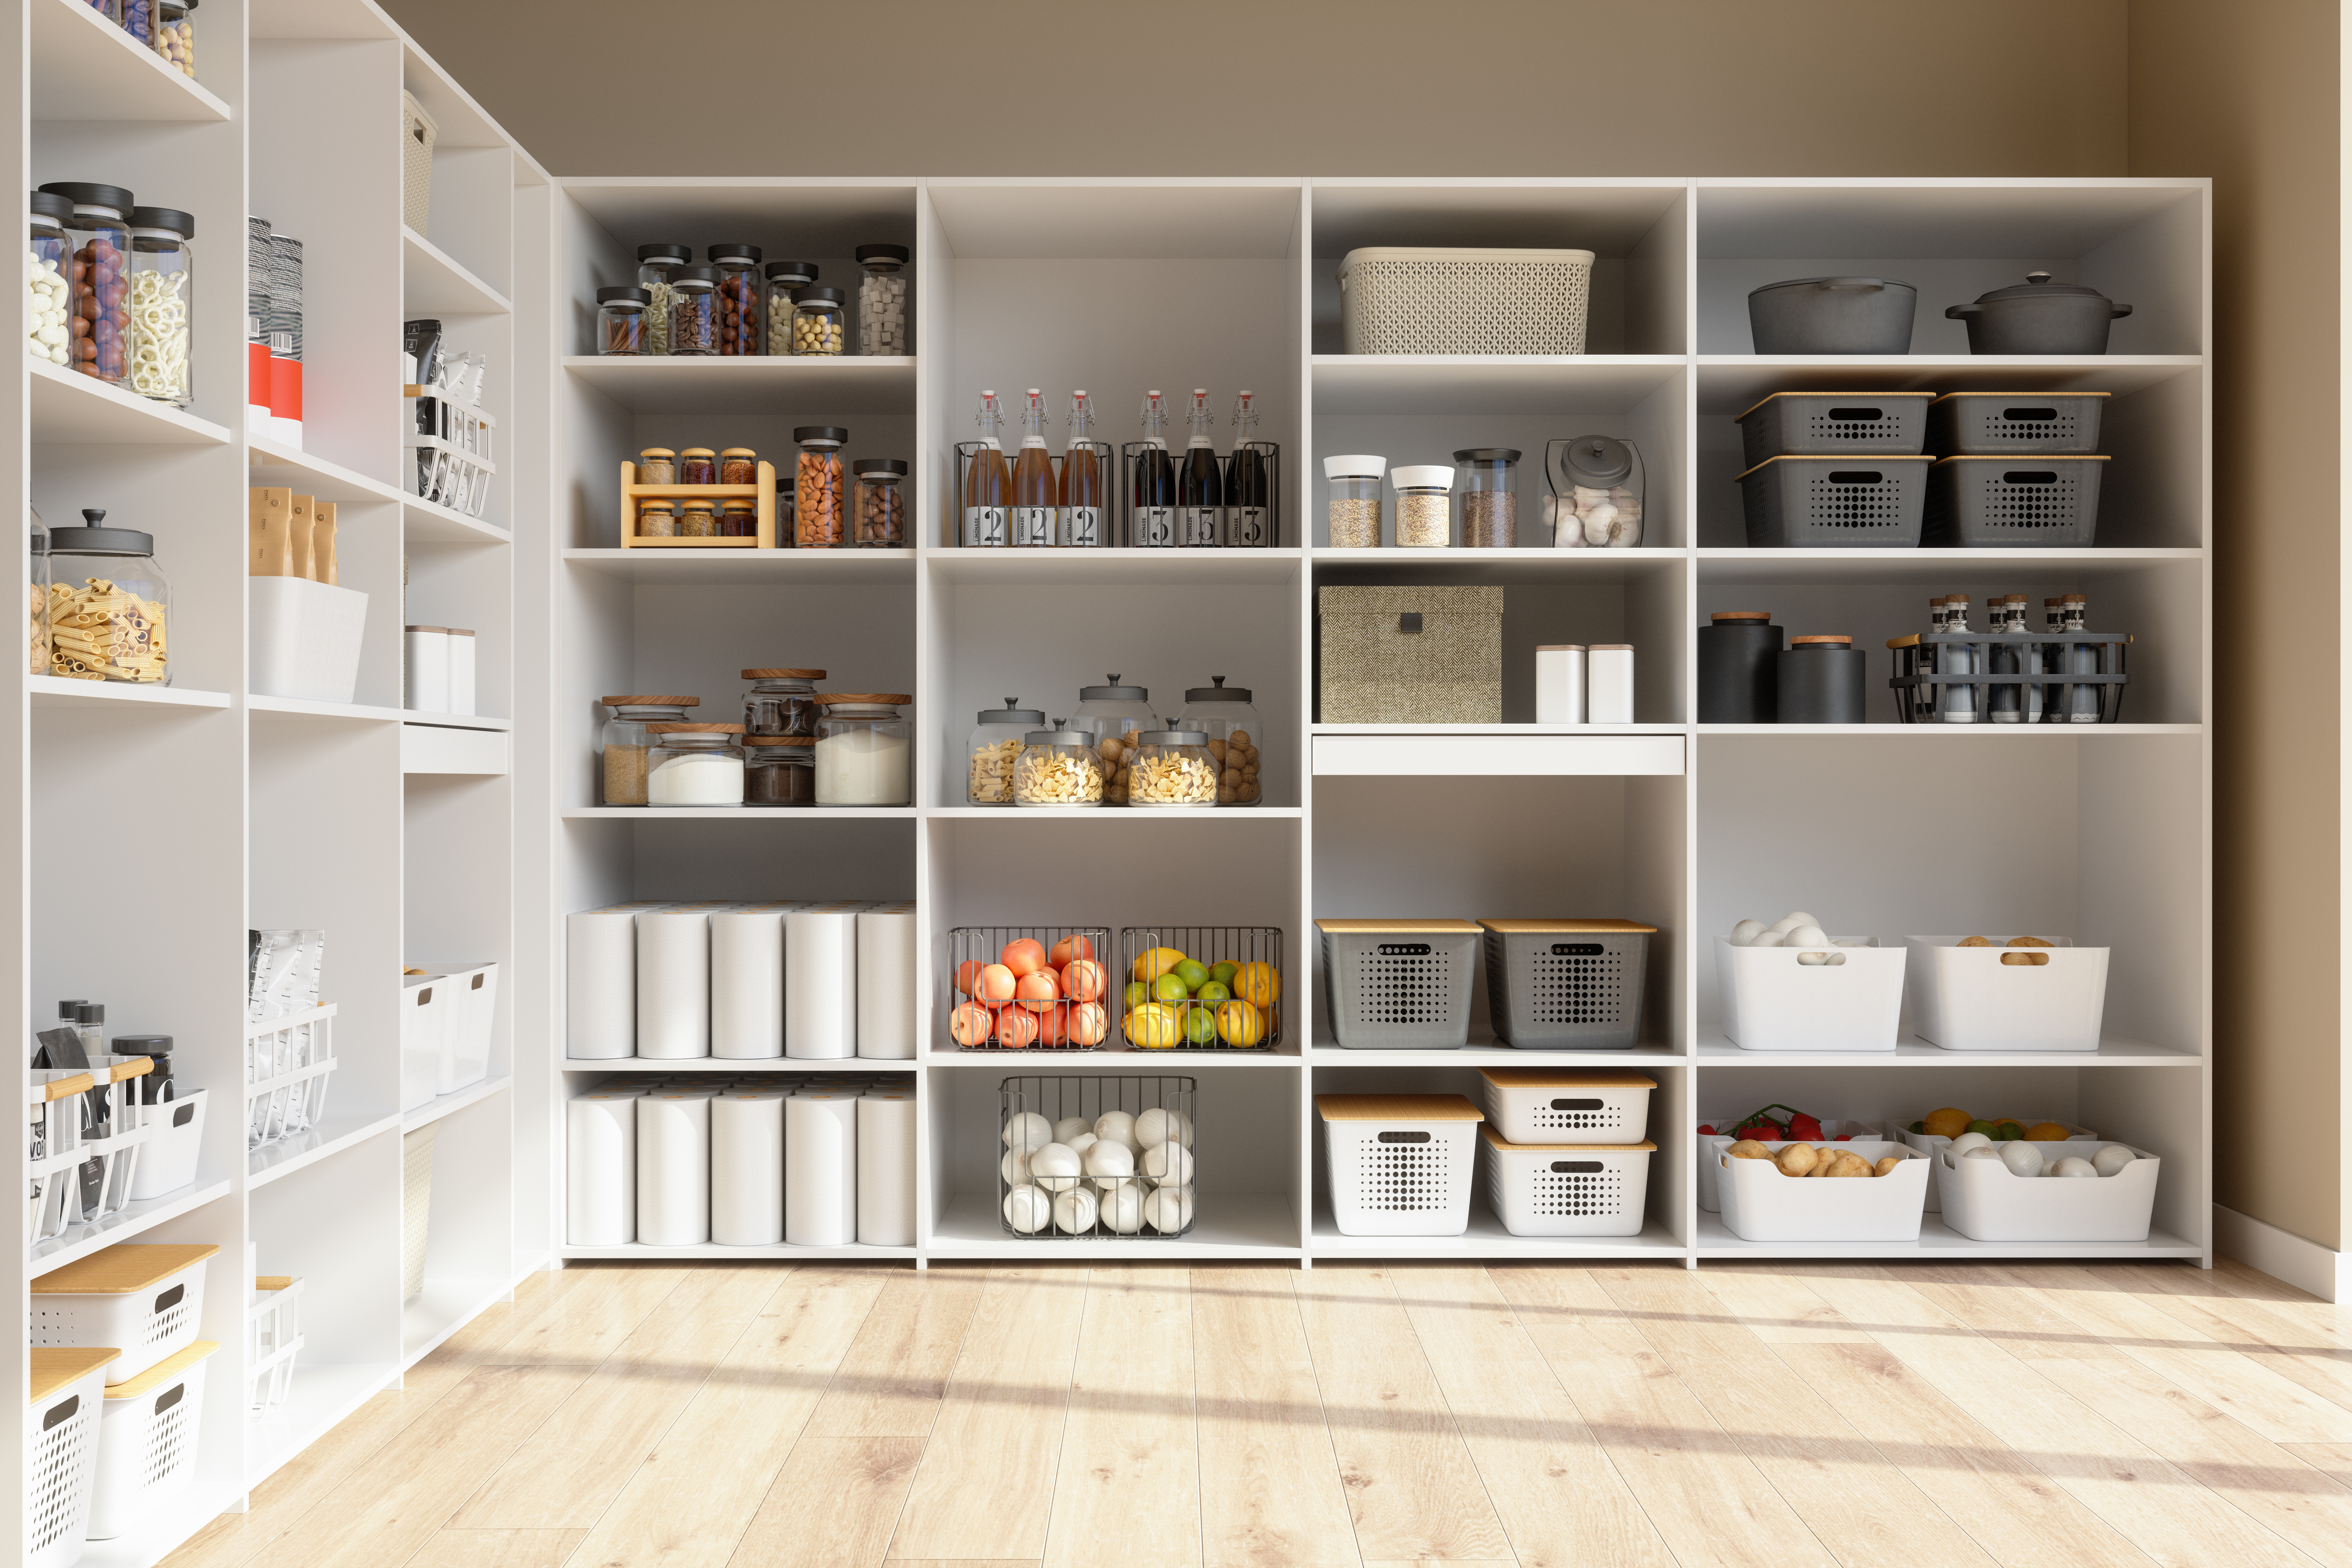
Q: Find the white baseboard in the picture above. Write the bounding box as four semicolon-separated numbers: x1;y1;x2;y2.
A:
2213;1204;2348;1301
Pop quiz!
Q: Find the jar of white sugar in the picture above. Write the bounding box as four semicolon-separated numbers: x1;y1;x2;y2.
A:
814;693;912;806
646;723;745;806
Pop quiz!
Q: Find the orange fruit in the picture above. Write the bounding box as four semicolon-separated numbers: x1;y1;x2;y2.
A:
1231;961;1280;1010
2024;1121;2071;1141
1922;1107;1972;1140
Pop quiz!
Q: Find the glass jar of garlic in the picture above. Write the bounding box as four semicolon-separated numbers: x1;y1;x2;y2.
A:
1014;721;1104;807
1127;729;1218;808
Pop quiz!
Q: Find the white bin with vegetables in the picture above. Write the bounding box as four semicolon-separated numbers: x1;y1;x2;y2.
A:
1714;911;1903;1051
1935;1140;2159;1241
1695;1104;1887;1212
1905;935;2110;1052
1715;1138;1930;1242
1897;1107;2099;1211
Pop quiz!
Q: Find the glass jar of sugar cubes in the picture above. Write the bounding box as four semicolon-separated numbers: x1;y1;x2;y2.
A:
855;244;909;355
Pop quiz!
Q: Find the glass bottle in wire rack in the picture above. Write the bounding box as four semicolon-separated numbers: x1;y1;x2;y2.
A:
1011;389;1058;546
1916;596;1946;722
961;390;1011;546
1175;389;1222;547
1226;391;1273;547
1059;391;1108;546
1939;594;1976;724
2062;594;2100;721
1988;594;2023;723
1128;390;1176;547
2041;597;2065;722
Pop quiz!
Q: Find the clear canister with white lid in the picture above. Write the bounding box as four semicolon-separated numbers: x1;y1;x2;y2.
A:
966;697;1041;806
1126;729;1218;808
1071;675;1159;806
1324;453;1385;547
127;205;193;406
1176;676;1264;806
28;191;71;368
1392;463;1454;547
1015;721;1104;807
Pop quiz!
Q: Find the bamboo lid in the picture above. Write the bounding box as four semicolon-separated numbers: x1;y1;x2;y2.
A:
1709;612;1772;622
814;693;913;706
1791;635;1852;645
742;669;825;679
31;1347;117;1405
33;1242;221;1295
1478;918;1658;934
1481;1127;1657;1153
646;722;744;734
1315;1093;1483;1122
1478;1067;1658;1090
602;696;698;707
254;1276;295;1292
104;1339;220;1399
1929;390;2109;403
1735;389;1934;422
1315;918;1481;934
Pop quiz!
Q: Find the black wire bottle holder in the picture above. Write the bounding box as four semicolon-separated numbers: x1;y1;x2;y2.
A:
1888;631;2130;724
1119;443;1281;548
951;443;1114;547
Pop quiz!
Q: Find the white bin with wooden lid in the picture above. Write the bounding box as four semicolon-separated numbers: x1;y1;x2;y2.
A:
27;1346;115;1568
84;1339;217;1539
1317;1093;1483;1236
1316;919;1482;1049
1481;1129;1657;1237
31;1243;219;1386
1477;1068;1655;1145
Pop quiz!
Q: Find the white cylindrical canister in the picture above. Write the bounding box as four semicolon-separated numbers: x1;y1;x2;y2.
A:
785;905;862;1059
711;1088;788;1246
636;1087;716;1245
1535;644;1586;726
710;904;791;1059
1587;644;1636;724
785;1089;859;1245
857;1089;916;1245
856;905;916;1060
404;625;449;713
444;628;476;716
567;1087;641;1245
637;904;722;1059
567;904;663;1059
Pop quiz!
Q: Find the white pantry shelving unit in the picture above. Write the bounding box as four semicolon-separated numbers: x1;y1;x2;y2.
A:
532;176;2209;1275
6;0;546;1560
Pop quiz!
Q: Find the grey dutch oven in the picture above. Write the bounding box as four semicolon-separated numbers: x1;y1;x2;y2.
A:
1946;272;2133;355
1747;276;1917;354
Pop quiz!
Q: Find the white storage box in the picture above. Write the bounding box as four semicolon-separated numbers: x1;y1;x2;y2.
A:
84;1339;216;1540
1904;936;2110;1052
246;1276;304;1411
1338;247;1596;356
1696;1118;1886;1212
1900;1119;2097;1212
32;1243;220;1387
27;1347;115;1568
1936;1144;2159;1241
402;1123;437;1300
1715;1141;1929;1242
1478;1068;1654;1145
410;958;496;1093
400;89;437;233
245;1004;336;1150
1480;1128;1654;1237
1713;935;1904;1052
247;576;368;704
1317;1093;1483;1237
127;1089;207;1202
400;977;447;1111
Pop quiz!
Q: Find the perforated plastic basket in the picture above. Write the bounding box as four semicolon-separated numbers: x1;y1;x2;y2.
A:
1478;1068;1654;1145
1735;392;1932;467
1480;1128;1654;1237
31;1244;219;1387
85;1340;215;1540
27;1348;113;1568
400;89;437;233
1926;391;2108;455
1923;457;2106;547
1317;919;1480;1049
1317;1093;1483;1236
1737;456;1929;547
1479;918;1655;1048
1337;247;1595;356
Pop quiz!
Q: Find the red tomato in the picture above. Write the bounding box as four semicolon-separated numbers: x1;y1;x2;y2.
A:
995;1007;1040;1048
947;1002;995;1046
1068;1001;1108;1046
1062;958;1106;1003
974;963;1017;1003
1000;938;1048;978
1696;1124;1717;1136
1049;933;1095;968
1015;969;1061;1010
954;959;986;997
1034;1001;1068;1045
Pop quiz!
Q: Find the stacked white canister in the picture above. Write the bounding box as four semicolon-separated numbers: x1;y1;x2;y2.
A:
1534;643;1636;725
403;624;478;714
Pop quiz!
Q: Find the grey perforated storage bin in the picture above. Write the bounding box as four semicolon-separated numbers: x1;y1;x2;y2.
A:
1738;456;1928;547
1478;918;1655;1048
1927;391;2108;455
1337;247;1595;356
1317;918;1480;1049
1923;456;2107;546
1735;392;1931;468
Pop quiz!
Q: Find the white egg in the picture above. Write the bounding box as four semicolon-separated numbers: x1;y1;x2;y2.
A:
1141;1142;1195;1187
1003;1184;1053;1233
1000;1149;1032;1186
1962;1146;2003;1161
1052;1116;1092;1145
1785;925;1829;949
1998;1142;2045;1178
1001;1111;1052;1155
1769;912;1818;935
1028;1142;1082;1192
1143;1185;1194;1233
1099;1180;1147;1233
1052;1185;1099;1233
2050;1156;2098;1179
1796;951;1830;966
1094;1111;1140;1152
1135;1107;1194;1149
1949;1132;1993;1155
1749;929;1784;947
1066;1131;1099;1156
1729;919;1767;947
1083;1139;1136;1179
1826;952;1847;965
2092;1144;2138;1177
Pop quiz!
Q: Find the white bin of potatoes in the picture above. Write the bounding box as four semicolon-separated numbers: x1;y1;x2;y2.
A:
1935;1142;2160;1242
1715;1139;1929;1242
1904;935;2110;1052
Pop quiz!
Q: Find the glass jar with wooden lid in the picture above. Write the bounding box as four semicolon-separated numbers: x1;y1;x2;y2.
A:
600;695;698;805
677;499;717;538
743;736;815;806
646;723;745;806
742;668;825;737
814;694;912;806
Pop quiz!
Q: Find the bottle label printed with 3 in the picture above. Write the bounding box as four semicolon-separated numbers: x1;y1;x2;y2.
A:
1176;506;1222;547
1228;505;1268;547
1010;506;1055;547
1133;505;1175;546
1059;505;1102;547
963;506;1009;547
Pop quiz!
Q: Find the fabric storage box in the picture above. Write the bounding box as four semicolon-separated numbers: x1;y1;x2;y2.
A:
84;1339;216;1540
1737;456;1929;547
401;89;437;233
1479;1068;1654;1145
27;1347;115;1568
1926;391;2108;455
127;1090;207;1202
1317;919;1482;1049
400;975;448;1111
1922;456;2107;547
403;1123;437;1300
1936;1143;2159;1241
1696;1118;1885;1212
32;1244;219;1387
1904;936;2109;1052
409;958;496;1092
246;1276;303;1411
1715;1140;1930;1242
1337;247;1595;356
1735;391;1932;467
1317;586;1502;724
1900;1120;2098;1212
1713;936;1904;1051
1478;918;1656;1048
247;577;368;704
1481;1128;1655;1237
1317;1093;1483;1236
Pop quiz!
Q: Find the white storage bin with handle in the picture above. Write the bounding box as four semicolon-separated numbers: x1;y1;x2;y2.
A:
1904;936;2110;1052
1713;935;1904;1051
28;1070;94;1244
400;976;447;1111
1481;1128;1655;1237
1900;1119;2098;1212
1715;1141;1929;1242
1316;1093;1483;1236
31;1243;219;1387
26;1346;115;1568
1477;1067;1653;1145
245;1004;336;1150
84;1339;217;1540
248;577;368;704
1695;1117;1886;1212
409;958;497;1093
246;1276;303;1411
1936;1143;2160;1241
127;1089;207;1202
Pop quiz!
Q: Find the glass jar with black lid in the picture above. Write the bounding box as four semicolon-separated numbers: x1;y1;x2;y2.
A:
789;286;846;356
635;244;690;354
966;697;1042;806
667;265;719;355
708;243;763;355
596;286;649;355
46;508;168;684
763;260;817;356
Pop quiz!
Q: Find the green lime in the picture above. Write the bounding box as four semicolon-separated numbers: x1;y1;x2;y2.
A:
1210;960;1239;987
1184;1004;1220;1045
1123;981;1151;1010
1966;1120;1998;1139
1196;980;1232;1003
1991;1123;2022;1142
1152;972;1191;1004
1174;959;1210;993
1909;1120;1926;1135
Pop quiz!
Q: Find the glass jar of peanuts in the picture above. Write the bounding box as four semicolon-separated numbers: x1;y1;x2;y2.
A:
966;698;1041;806
1176;675;1265;806
1015;721;1104;807
793;426;848;547
1071;675;1159;807
1126;730;1218;808
788;286;847;356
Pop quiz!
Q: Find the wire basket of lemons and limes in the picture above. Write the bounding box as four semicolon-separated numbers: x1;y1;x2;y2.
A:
1119;927;1282;1050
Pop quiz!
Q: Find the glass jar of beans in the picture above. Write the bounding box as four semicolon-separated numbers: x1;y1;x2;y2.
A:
763;260;816;356
708;243;763;355
854;458;907;546
789;286;847;356
793;426;848;547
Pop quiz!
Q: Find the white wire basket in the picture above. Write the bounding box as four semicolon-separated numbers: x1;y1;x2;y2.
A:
997;1075;1196;1238
247;1275;305;1412
246;1003;337;1151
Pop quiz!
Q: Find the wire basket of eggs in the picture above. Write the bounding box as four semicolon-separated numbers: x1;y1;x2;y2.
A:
999;1075;1197;1238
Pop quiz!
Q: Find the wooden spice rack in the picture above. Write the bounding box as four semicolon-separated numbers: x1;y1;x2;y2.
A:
617;458;778;549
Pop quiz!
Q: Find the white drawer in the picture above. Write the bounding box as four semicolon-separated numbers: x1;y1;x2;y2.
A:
1312;732;1684;777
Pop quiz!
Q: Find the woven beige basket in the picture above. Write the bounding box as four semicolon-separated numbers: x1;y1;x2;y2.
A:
1317;585;1504;723
401;90;437;234
401;1121;437;1299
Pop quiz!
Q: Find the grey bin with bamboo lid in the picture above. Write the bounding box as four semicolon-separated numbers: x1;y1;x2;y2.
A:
1316;919;1482;1050
1479;918;1658;1051
1733;390;1933;467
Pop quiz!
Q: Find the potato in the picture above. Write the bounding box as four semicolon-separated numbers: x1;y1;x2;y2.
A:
1727;1139;1773;1160
1826;1152;1872;1178
1874;1155;1903;1177
1957;935;1993;948
2000;951;2050;966
1774;1143;1818;1177
2006;935;2054;948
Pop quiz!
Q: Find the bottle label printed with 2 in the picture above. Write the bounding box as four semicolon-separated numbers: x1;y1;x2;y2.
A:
1010;506;1055;547
962;506;1009;547
1058;505;1102;547
1176;506;1221;547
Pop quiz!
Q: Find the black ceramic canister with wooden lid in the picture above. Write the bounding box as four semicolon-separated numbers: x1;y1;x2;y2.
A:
1778;635;1869;724
1697;610;1782;723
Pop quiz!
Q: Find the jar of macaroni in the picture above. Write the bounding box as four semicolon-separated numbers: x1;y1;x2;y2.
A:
126;207;193;406
45;509;168;684
1015;721;1104;807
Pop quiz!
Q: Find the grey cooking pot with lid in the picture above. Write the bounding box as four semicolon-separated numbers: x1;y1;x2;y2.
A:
1946;272;2133;355
1746;276;1917;354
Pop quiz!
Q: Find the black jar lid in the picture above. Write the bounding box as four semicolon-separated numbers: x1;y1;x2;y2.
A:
29;191;73;225
51;509;153;556
1080;674;1149;702
1184;675;1251;703
764;260;819;281
793;426;849;446
112;1033;172;1054
853;458;909;478
670;265;717;285
129;206;194;237
707;243;761;263
38;182;135;215
978;698;1044;726
637;243;692;263
791;285;846;305
856;244;910;269
597;286;649;306
1451;447;1522;465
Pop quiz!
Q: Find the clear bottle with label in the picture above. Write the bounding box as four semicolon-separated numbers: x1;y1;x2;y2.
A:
1059;390;1109;547
1175;389;1222;547
1010;389;1057;546
959;390;1011;547
1990;595;2026;723
2062;594;2100;721
1226;391;1275;547
1175;676;1265;806
2041;597;2065;723
1072;676;1159;806
1125;390;1176;547
1939;594;1976;724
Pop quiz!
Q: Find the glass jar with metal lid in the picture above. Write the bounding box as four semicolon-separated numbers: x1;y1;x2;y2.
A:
597;286;648;355
1176;675;1265;806
707;243;763;355
763;260;816;356
1454;447;1519;548
966;697;1042;806
40;182;135;385
1126;730;1217;808
600;695;699;806
666;265;719;355
1015;720;1104;808
635;244;690;355
1070;675;1159;806
814;694;912;806
45;509;167;684
743;736;815;807
28;191;71;368
27;505;48;676
793;426;847;547
788;286;846;356
646;723;745;806
854;459;907;546
855;244;909;355
742;668;824;738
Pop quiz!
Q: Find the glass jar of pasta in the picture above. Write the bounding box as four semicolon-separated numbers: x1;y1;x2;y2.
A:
1126;730;1218;808
27;505;48;676
45;510;168;685
1015;721;1104;808
965;698;1041;806
127;206;193;407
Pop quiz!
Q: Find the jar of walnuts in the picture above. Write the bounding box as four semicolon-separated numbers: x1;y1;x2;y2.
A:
1175;675;1265;806
1071;675;1158;806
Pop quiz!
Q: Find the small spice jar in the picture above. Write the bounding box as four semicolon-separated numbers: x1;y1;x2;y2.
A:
789;286;847;356
966;697;1041;806
41;182;136;385
1324;453;1384;547
600;695;698;806
1126;730;1218;808
719;446;758;486
708;243;763;355
646;723;746;806
28;191;72;368
152;0;195;77
742;668;824;737
719;498;758;537
855;244;910;355
742;736;816;806
596;286;649;355
763;260;816;356
1015;721;1105;808
635;500;676;538
46;509;168;684
1072;675;1159;806
1175;676;1265;806
814;694;913;807
636;244;690;355
667;265;719;355
793;426;847;547
678;447;716;485
1454;447;1519;548
854;459;907;546
637;446;676;485
1391;464;1453;547
677;500;717;538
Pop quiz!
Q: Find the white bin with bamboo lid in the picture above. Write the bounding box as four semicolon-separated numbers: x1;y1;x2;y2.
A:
27;1346;116;1568
32;1242;219;1386
1317;1092;1483;1236
1481;1128;1657;1237
1476;1067;1655;1144
85;1338;218;1539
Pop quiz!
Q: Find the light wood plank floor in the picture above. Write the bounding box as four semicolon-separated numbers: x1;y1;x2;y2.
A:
166;1257;2352;1568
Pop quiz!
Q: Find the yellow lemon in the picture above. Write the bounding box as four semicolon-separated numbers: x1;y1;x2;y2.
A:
1231;961;1280;1010
1131;946;1187;985
1215;998;1265;1047
1922;1107;1972;1140
1124;1003;1180;1049
2024;1121;2072;1141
